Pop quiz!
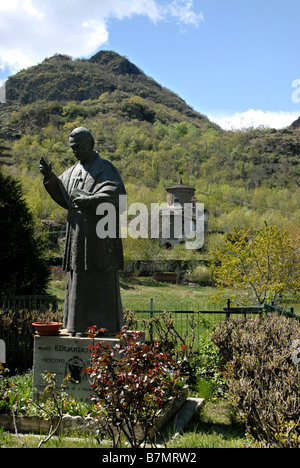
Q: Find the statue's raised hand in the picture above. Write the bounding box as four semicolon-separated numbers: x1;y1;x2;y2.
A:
39;157;52;179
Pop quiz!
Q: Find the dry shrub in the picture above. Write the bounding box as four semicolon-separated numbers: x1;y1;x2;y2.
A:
0;308;63;372
211;314;300;448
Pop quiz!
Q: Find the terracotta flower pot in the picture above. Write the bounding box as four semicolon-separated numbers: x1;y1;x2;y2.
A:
32;322;63;336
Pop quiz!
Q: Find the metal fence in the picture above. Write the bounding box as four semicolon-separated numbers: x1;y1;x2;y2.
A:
1;295;298;353
0;295;61;313
264;302;300;321
123;298;263;349
125;298;299;350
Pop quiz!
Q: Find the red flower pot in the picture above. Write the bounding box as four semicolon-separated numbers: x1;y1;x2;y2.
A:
32;322;63;336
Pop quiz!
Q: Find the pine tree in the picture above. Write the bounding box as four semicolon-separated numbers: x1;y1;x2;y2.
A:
0;169;50;295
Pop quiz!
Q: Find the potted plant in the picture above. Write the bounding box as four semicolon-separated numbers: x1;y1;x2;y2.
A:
32;321;63;336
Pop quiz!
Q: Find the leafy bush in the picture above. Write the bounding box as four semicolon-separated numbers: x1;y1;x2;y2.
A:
0;368;93;419
0;369;89;448
124;309;224;395
184;264;214;286
124;309;198;380
84;326;185;448
211;314;300;448
189;332;225;398
0;367;33;414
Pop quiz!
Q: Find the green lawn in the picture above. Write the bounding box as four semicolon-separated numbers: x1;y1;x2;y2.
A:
49;276;225;310
120;278;224;311
167;400;252;449
49;275;300;314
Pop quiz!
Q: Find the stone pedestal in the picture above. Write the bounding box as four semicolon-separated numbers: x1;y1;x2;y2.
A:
33;330;120;402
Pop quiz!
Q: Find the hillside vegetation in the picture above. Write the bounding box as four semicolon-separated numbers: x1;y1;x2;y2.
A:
0;50;299;242
5;51;210;125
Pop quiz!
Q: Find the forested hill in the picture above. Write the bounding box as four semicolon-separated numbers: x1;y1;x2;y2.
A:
0;50;299;233
4;50;213;128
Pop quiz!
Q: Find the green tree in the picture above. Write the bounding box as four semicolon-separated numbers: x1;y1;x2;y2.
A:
212;224;300;305
0;169;50;295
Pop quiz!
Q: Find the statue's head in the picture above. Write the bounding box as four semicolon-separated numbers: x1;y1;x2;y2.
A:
69;127;95;163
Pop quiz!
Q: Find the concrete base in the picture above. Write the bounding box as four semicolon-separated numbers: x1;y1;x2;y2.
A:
0;395;204;441
156;397;204;445
33;330;120;402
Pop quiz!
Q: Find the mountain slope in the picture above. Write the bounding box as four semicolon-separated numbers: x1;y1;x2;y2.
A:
5;50;213;128
290;116;300;130
0;50;299;197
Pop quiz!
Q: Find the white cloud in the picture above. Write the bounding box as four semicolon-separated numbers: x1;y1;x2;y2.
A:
161;0;204;26
209;109;300;131
0;0;203;75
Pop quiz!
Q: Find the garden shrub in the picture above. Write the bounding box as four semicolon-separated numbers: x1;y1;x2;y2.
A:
0;368;94;418
124;309;224;394
211;314;300;448
0;308;63;372
84;326;185;448
124;309;199;383
189;332;225;398
184;264;214;286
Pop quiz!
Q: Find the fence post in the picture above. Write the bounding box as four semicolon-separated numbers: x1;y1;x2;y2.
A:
150;298;154;342
226;299;231;320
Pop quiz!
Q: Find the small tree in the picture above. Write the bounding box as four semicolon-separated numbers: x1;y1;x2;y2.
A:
212;224;300;305
11;372;71;449
0;169;50;295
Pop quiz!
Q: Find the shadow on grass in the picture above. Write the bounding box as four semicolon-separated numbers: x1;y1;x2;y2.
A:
119;282;136;290
187;400;249;442
121;277;173;289
138;278;173;288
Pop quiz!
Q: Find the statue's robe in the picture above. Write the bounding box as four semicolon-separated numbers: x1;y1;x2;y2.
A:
44;151;126;335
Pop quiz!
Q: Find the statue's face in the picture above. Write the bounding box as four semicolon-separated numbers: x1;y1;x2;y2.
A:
69;136;92;163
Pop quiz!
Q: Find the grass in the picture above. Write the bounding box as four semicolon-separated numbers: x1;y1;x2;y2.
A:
49;275;300;314
48;276;225;310
48;278;66;301
168;400;252;449
120;278;223;311
0;430;102;448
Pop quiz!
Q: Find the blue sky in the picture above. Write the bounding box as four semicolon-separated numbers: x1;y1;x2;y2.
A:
0;0;299;129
